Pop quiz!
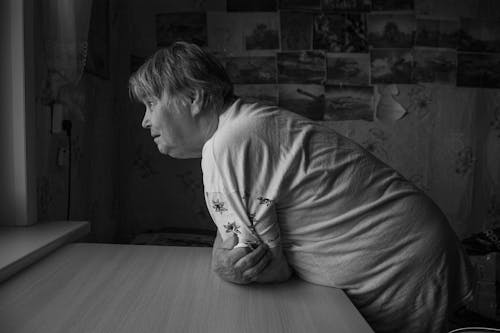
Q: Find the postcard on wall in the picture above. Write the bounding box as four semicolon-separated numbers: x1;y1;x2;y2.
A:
227;0;277;11
234;84;278;105
459;18;500;53
244;14;280;51
207;12;243;53
278;84;325;120
156;12;207;47
321;0;371;12
279;0;321;10
370;48;414;84
413;48;456;85
326;53;370;86
367;13;416;48
218;56;277;84
207;12;279;55
313;13;368;53
324;85;374;121
457;53;500;89
280;11;313;50
277;51;325;84
371;0;414;11
415;18;459;49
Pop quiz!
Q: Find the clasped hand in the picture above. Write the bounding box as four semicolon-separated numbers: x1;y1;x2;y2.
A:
212;233;272;284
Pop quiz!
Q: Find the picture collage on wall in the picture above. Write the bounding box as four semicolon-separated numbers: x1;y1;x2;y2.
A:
141;0;500;121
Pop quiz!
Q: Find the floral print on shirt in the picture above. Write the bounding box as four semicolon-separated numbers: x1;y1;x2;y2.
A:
223;221;241;234
205;191;280;248
211;199;228;214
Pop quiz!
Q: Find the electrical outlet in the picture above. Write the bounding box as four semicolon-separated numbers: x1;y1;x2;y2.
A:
57;147;69;166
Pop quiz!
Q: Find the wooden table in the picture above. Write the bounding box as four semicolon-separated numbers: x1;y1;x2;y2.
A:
0;243;374;333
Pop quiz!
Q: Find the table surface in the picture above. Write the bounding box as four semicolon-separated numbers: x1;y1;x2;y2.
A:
0;243;373;333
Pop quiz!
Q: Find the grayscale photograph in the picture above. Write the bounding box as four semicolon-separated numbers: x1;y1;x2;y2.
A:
327;53;370;86
324;85;374;121
367;13;416;48
234;84;278;105
2;0;499;332
370;48;414;83
416;18;459;49
278;84;325;120
277;51;325;84
313;13;368;52
280;11;314;50
457;53;500;88
413;48;456;84
244;18;280;50
156;12;207;47
219;56;277;84
459;18;500;54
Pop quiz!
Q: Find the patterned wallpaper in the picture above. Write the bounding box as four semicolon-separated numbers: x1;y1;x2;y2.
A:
35;0;500;242
122;0;500;238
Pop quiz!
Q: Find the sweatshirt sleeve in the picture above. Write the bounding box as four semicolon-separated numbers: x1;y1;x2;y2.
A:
205;191;280;249
202;113;282;249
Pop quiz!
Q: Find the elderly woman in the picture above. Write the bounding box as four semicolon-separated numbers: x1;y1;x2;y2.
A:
128;41;473;333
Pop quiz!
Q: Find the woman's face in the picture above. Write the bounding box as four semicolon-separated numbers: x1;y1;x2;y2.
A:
141;93;204;159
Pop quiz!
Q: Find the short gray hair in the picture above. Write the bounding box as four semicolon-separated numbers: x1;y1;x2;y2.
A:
129;42;233;112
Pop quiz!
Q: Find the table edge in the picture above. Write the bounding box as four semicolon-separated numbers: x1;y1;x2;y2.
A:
0;221;90;283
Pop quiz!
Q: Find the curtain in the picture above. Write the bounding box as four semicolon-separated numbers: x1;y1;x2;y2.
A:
40;0;93;112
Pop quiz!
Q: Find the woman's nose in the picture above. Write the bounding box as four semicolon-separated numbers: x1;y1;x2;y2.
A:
141;112;151;129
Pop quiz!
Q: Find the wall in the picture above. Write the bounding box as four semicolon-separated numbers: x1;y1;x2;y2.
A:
117;0;500;239
34;0;214;242
34;0;500;241
0;0;37;226
114;0;222;242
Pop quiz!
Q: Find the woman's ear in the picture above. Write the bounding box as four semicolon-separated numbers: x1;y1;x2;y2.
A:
190;90;203;117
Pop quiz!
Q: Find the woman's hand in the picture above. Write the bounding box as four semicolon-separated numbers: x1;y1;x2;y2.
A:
211;232;292;284
212;233;272;284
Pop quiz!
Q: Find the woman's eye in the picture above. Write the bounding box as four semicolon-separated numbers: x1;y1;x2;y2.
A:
144;101;156;110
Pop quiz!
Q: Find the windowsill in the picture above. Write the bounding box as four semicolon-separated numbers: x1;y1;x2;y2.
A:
0;220;90;283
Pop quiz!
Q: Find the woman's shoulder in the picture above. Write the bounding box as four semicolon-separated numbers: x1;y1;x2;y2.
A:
214;101;279;151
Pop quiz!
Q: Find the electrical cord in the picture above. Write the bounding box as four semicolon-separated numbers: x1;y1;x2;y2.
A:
62;120;72;221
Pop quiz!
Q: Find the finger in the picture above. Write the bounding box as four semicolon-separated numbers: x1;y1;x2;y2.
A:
220;233;239;250
242;252;272;281
225;247;252;266
234;242;269;271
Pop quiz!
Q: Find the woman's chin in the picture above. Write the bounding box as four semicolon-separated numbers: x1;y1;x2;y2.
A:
156;144;168;155
156;143;201;159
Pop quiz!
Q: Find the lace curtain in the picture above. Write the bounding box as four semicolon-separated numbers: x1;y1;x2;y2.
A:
40;0;93;117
